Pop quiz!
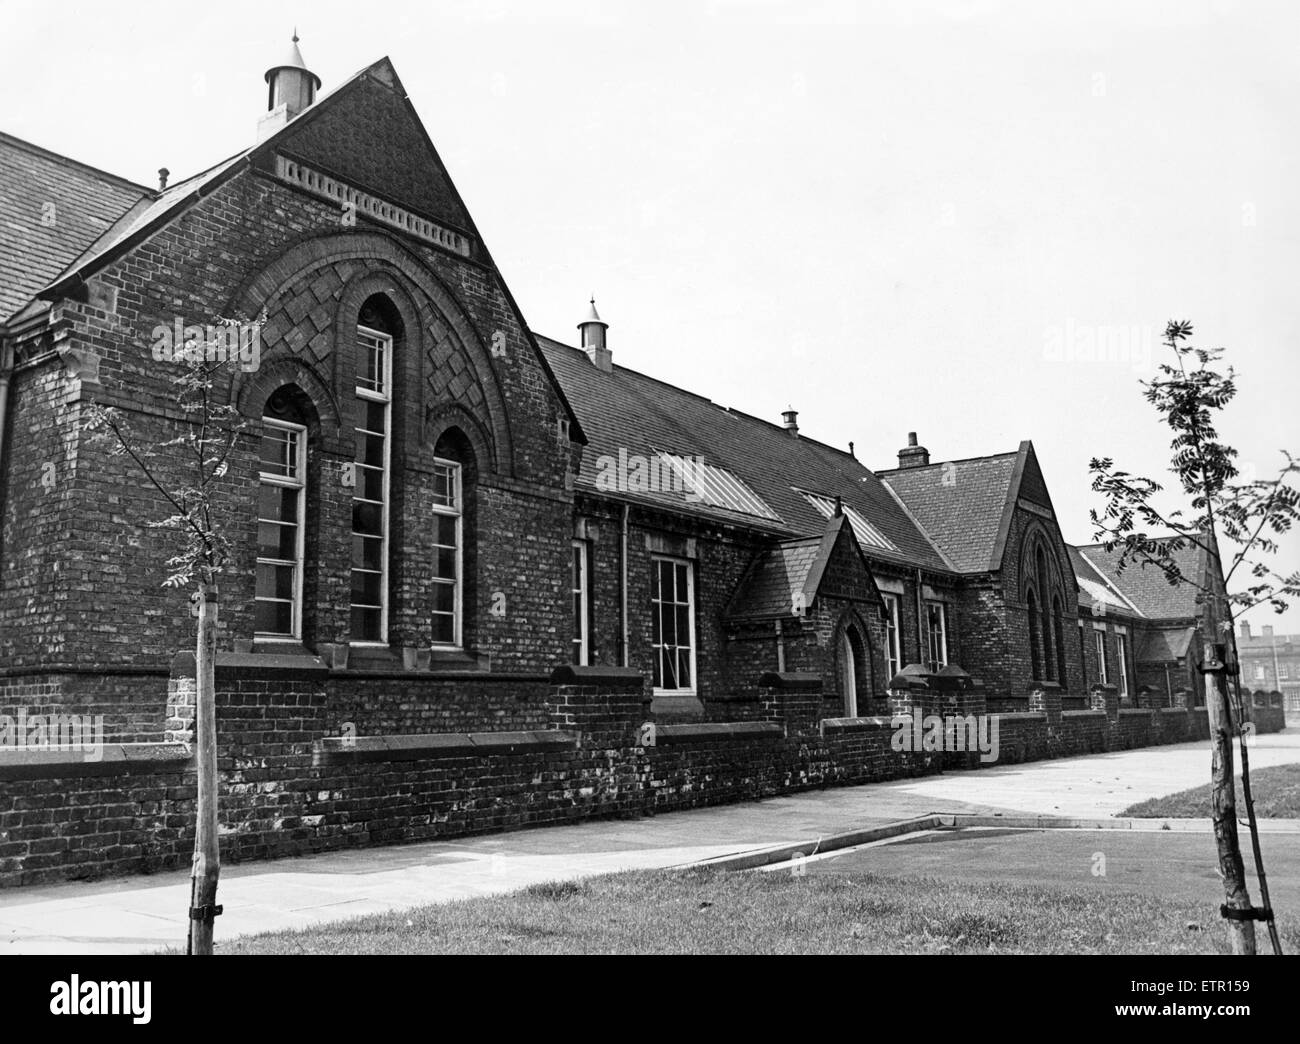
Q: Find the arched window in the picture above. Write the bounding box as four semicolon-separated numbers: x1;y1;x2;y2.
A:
431;427;477;649
350;294;403;644
255;385;319;641
1027;588;1042;681
1051;593;1066;688
1024;533;1067;686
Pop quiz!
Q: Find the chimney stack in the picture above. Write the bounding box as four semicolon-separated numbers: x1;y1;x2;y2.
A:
1240;620;1252;640
157;167;169;191
898;431;930;469
258;31;322;143
782;408;799;436
1263;625;1274;639
577;297;611;373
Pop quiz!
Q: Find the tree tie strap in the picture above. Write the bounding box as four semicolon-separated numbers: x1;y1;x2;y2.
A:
1220;904;1272;922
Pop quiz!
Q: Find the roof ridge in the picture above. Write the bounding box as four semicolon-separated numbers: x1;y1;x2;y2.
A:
537;332;863;463
1078;549;1146;617
877;449;1020;475
0;130;153;193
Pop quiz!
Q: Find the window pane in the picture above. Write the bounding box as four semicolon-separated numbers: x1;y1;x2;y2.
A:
353;501;382;536
365;400;387;432
257;522;286;564
360;465;384;502
433;581;455;615
433;465;456;507
351;569;381;605
277;522;298;560
258;484;298;520
431;613;454;645
352;606;380;642
353;534;382;572
660;603;675;646
436;514;457;547
677;649;692;689
660;648;677;689
255;599;292;635
259;430;296;475
435;547;456;579
256;563;294;601
355;432;384;467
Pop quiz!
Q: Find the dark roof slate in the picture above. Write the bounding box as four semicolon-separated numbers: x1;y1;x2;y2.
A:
537;335;950;572
0;132;149;323
1075;540;1205;620
877;453;1018;573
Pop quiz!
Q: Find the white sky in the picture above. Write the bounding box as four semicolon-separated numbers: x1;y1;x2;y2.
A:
3;0;1298;634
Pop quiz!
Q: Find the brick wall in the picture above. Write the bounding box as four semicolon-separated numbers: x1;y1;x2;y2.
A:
0;666;1283;888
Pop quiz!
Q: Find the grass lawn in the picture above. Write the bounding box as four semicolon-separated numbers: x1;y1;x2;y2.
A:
1121;763;1300;819
214;865;1296;955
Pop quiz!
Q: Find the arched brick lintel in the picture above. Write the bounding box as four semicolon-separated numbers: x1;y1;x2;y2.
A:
229;231;514;478
427;402;496;474
235;355;344;450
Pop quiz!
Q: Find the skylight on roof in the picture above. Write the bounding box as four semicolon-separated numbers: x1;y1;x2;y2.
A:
799;490;897;552
656;452;781;521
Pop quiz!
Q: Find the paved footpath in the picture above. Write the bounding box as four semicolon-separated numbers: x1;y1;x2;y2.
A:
1;730;1296;954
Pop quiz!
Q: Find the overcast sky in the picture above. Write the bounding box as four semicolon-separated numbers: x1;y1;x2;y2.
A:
3;0;1298;633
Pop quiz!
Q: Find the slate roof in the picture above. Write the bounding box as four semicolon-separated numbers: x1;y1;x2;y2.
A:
727;536;822;621
49;152;248;292
1138;626;1197;663
537;336;951;572
1075;540;1205;620
1068;544;1141;617
0;132;150;323
877;452;1019;573
727;514;879;621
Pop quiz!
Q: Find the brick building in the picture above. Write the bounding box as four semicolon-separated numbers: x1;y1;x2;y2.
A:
1237;622;1299;718
0;42;1280;885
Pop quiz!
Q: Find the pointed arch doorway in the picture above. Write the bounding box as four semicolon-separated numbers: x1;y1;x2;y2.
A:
840;624;867;718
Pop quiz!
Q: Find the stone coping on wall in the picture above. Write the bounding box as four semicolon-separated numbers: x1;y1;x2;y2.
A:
757;671;823;691
821;716;897;733
0;743;193;780
548;665;645;689
1062;710;1107;718
313;730;581;765
652;722;783;745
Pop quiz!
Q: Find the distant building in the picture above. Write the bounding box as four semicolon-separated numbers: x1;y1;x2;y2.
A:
1237;621;1300;718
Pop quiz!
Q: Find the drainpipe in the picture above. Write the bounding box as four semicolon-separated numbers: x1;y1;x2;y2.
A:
915;568;925;666
620;502;629;667
0;341;12;529
775;618;785;672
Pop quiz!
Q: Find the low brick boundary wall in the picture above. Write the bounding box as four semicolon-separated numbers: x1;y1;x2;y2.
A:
0;668;1286;887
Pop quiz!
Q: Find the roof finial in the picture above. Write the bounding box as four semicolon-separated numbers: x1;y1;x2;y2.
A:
292;27;299;43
